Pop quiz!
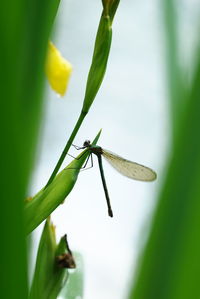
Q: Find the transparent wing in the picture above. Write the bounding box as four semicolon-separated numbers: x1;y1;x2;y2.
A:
102;149;157;182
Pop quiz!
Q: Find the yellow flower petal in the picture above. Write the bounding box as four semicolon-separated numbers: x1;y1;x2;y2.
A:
46;41;72;97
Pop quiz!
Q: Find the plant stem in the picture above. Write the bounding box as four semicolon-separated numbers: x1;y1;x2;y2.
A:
45;110;87;188
45;2;121;188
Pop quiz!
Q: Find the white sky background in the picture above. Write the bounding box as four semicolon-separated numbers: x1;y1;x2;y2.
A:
30;1;200;299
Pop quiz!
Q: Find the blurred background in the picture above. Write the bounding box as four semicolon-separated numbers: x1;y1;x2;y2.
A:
30;0;199;298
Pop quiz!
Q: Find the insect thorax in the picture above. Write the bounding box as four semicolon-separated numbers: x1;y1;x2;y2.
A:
83;140;103;155
90;145;103;155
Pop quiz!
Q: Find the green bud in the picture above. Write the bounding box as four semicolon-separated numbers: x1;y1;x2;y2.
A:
29;218;65;299
81;1;120;114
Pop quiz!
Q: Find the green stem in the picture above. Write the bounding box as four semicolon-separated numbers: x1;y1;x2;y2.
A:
45;110;87;188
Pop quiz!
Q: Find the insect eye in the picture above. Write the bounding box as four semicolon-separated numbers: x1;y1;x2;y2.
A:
83;140;91;147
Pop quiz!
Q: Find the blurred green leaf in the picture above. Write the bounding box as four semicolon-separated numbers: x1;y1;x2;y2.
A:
128;4;200;299
163;0;186;137
0;0;61;298
25;130;101;234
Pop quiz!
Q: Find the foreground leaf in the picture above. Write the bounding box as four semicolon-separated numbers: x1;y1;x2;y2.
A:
0;0;61;298
128;19;200;299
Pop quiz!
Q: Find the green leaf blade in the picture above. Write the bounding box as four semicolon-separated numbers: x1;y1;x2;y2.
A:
128;31;200;299
25;130;102;234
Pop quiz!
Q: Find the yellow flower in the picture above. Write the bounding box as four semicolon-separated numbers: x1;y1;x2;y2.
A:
46;41;72;97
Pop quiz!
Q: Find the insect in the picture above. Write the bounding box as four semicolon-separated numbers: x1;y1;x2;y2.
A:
74;140;157;217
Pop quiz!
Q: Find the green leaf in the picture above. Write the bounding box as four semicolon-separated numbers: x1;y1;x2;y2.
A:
25;130;102;234
163;0;186;138
128;7;200;299
29;218;70;299
0;0;61;298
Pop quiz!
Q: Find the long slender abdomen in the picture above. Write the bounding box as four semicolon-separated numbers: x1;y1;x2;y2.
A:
97;154;113;217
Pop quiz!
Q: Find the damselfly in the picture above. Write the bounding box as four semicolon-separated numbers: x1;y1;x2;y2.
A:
74;140;157;217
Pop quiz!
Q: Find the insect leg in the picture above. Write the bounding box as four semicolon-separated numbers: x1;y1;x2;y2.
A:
67;150;87;160
65;152;90;170
72;144;85;150
81;153;94;171
82;153;91;169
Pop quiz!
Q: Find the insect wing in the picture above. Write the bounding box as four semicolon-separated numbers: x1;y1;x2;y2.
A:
102;149;156;181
